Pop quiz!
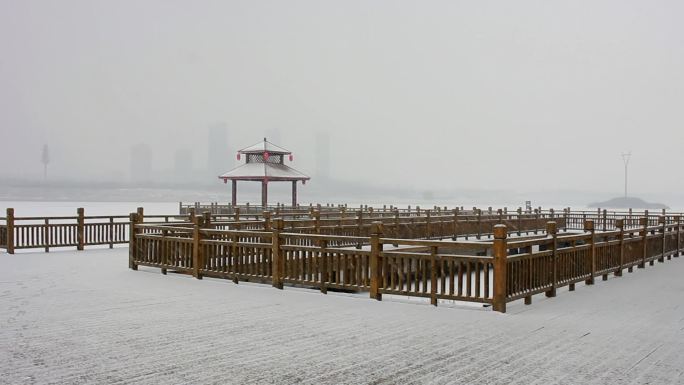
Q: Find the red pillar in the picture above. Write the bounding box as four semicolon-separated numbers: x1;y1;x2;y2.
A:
231;180;237;206
261;180;268;207
292;180;297;207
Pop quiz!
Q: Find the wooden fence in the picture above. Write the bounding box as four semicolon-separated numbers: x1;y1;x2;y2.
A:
0;208;191;254
1;206;569;253
129;212;683;313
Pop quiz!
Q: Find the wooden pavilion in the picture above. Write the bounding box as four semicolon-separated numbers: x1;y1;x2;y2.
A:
219;138;310;207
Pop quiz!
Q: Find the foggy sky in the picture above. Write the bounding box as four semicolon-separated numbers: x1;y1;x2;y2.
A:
1;0;683;196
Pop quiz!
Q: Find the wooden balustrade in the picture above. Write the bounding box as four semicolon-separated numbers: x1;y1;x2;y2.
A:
126;212;684;313
5;204;684;314
1;207;191;254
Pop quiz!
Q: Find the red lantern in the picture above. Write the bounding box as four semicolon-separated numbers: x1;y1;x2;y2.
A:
237;153;241;161
289;154;293;162
264;151;270;161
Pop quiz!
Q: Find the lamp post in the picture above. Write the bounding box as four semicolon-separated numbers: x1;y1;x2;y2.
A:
621;152;631;198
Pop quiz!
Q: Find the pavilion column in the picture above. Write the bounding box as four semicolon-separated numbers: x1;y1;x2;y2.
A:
292;180;297;207
261;180;268;208
231;180;237;206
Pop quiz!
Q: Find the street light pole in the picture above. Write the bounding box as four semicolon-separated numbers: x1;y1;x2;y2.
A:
621;152;631;198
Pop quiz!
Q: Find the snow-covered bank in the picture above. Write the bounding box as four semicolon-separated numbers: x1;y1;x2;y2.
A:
1;248;683;384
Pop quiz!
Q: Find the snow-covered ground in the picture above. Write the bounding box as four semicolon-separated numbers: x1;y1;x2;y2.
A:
1;247;683;384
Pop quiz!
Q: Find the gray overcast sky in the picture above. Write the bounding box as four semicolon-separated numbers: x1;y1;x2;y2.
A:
1;0;683;194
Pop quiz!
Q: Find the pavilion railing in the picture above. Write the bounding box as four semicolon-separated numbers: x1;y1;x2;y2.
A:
130;212;683;313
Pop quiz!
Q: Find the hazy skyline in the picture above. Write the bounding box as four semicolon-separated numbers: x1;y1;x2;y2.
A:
2;0;683;197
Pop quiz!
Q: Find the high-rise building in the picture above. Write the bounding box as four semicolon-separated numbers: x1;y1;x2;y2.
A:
130;143;152;184
173;148;193;182
208;123;229;178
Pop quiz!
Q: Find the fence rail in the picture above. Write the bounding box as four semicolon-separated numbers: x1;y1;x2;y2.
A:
0;208;191;253
4;204;682;313
1;206;572;253
129;211;683;313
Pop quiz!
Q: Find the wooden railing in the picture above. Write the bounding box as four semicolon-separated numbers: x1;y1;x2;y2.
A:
130;212;683;313
501;216;683;311
376;235;494;305
0;207;191;254
2;206;560;253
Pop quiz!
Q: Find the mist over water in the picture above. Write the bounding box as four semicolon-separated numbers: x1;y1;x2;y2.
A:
2;1;683;209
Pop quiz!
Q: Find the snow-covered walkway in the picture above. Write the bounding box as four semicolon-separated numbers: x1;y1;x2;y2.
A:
1;248;683;384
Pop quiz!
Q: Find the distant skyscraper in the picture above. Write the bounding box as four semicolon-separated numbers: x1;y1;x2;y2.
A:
314;131;330;180
130;143;152;184
173;148;193;181
208;123;229;178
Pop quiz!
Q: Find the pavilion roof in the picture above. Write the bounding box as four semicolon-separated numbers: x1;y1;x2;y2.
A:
218;162;310;182
238;138;291;155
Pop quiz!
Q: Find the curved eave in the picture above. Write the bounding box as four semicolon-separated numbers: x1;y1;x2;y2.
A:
218;176;310;182
218;162;310;182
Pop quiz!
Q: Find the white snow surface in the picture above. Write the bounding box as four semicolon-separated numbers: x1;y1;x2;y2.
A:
2;248;684;385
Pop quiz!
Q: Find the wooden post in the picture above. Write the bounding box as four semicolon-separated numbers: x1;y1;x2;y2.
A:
426;209;432;240
6;208;14;254
109;217;114;249
271;218;284;289
356;211;363;249
492;225;508;313
369;221;383;301
319;239;328;294
452;208;459;241
616;219;624;277
676;216;681;258
231;180;237;206
534;209;540;235
77;207;85;251
263;211;272;231
291;181;297;207
44;218;50;253
128;212;139;270
430;246;438;306
546;221;557;297
516;207;522;236
313;210;321;235
659;215;666;262
602;209;607;232
161;227;168;275
584;220;595;285
261;180;268;208
563;208;568;232
192;215;203;280
476;209;482;240
639;217;648;269
234;207;240;226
